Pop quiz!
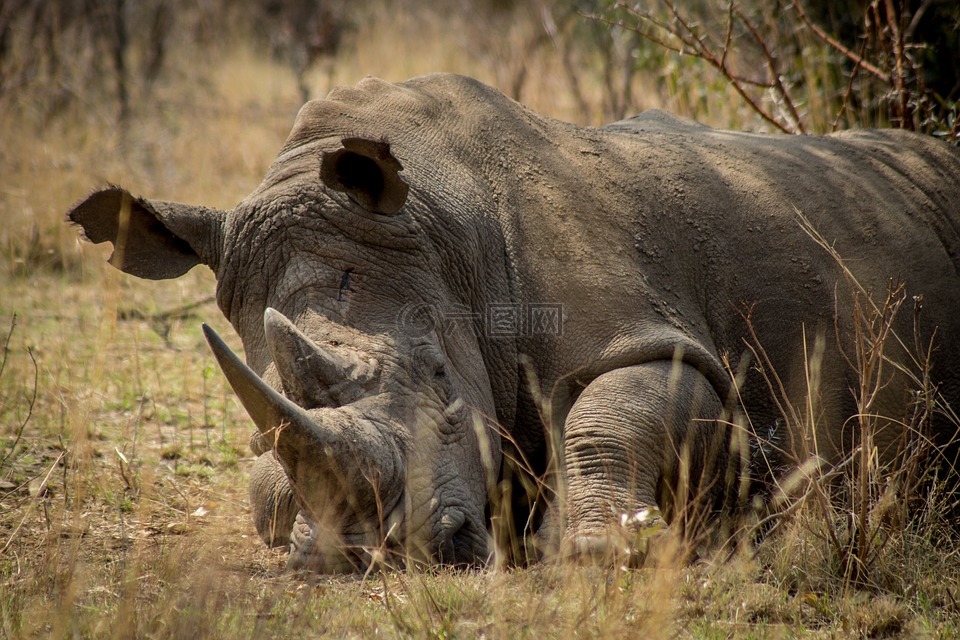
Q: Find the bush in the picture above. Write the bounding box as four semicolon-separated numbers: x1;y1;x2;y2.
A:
595;0;959;140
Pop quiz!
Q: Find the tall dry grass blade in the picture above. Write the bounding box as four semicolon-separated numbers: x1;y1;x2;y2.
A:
2;452;64;555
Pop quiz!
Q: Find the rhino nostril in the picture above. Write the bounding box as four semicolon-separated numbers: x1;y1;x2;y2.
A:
448;519;484;566
436;511;466;564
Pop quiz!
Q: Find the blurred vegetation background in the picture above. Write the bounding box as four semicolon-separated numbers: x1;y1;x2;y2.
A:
1;0;958;281
2;0;958;130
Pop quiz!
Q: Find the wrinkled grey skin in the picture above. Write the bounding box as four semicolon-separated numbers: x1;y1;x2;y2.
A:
69;73;960;571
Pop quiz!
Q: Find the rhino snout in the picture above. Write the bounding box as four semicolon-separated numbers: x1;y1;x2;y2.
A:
203;321;406;534
205;308;492;571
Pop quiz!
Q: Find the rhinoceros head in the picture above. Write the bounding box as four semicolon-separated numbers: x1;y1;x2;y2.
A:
68;88;513;570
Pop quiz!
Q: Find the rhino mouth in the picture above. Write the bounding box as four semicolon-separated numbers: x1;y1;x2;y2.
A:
202;309;487;570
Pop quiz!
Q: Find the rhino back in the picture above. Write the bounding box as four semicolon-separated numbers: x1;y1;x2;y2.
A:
498;109;960;462
587;121;960;459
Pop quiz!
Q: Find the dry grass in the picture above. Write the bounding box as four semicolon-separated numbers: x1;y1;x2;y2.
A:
2;2;959;638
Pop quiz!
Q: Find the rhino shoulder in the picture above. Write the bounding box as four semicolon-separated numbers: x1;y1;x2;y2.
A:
603;109;713;135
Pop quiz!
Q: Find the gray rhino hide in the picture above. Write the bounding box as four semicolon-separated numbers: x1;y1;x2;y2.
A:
69;74;960;571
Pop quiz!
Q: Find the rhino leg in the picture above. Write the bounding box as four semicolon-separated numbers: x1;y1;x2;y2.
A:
249;450;299;547
561;361;728;565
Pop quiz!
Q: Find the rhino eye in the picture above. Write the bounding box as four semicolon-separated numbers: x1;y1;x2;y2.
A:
434;366;455;404
414;345;451;388
425;355;447;381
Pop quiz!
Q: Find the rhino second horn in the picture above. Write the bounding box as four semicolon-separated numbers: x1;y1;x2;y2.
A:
263;307;375;407
202;322;326;452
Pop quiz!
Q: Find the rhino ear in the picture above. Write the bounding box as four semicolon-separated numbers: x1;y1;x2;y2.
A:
67;186;224;280
320;137;409;215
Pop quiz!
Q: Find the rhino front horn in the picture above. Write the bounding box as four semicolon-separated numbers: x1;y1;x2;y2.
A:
202;323;325;449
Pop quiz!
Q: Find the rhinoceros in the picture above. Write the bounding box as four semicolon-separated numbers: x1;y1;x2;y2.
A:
69;73;960;572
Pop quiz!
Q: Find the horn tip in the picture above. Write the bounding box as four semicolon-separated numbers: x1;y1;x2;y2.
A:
201;322;216;342
201;323;230;358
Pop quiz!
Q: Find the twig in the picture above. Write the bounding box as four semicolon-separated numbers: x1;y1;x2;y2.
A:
0;313;16;381
832;37;870;132
905;0;935;39
117;295;216;323
596;3;795;133
791;0;887;80
739;307;802;432
117;294;216;348
883;0;912;129
735;6;807;133
0;347;38;471
720;0;735;70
